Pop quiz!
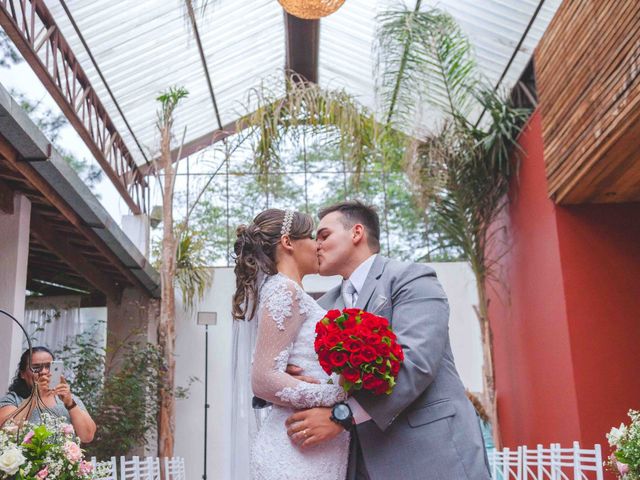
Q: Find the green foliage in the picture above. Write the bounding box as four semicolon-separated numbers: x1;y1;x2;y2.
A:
375;5;531;276
55;329;192;460
174;226;213;311
239;76;388;186
151;223;213;307
8;90;103;190
607;410;640;478
0;31;21;68
375;4;477;128
157;86;189;127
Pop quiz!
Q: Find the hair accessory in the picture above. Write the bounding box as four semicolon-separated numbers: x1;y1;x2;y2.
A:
280;210;294;236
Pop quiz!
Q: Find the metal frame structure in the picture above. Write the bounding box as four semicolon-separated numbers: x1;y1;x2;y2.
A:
0;0;148;214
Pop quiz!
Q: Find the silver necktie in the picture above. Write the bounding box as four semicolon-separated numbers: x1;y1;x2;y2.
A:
342;279;357;308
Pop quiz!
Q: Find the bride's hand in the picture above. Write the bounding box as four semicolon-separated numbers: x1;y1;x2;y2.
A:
286;364;320;384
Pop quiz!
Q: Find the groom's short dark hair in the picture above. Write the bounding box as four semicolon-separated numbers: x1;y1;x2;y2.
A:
318;200;380;252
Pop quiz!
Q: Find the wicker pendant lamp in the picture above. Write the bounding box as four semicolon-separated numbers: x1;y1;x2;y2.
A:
278;0;346;19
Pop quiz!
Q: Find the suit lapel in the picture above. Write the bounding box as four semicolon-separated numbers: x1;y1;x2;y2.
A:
319;285;344;310
355;255;386;311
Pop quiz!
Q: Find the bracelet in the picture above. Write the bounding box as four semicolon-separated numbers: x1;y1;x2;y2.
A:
65;399;77;411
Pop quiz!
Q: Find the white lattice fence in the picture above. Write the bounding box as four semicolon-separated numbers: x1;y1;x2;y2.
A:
488;443;603;480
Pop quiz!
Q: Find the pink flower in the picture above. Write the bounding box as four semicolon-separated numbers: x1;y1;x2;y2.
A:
36;466;48;479
22;430;35;444
78;461;94;476
61;424;75;436
616;461;630;475
63;441;83;463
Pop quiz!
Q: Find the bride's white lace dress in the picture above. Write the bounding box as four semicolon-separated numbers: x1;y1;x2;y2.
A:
250;273;350;480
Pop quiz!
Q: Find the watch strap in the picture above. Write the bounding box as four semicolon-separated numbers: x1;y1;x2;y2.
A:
330;402;353;431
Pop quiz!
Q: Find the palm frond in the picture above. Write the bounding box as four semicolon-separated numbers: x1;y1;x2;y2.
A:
237;76;386;187
175;226;213;312
374;5;477;132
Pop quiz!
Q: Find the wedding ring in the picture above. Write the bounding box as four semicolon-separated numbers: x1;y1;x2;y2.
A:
303;429;308;438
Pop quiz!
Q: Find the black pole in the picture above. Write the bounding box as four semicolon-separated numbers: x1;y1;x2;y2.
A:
203;324;209;480
0;309;33;372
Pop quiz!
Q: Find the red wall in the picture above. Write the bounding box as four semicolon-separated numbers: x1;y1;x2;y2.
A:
557;203;640;445
487;109;640;452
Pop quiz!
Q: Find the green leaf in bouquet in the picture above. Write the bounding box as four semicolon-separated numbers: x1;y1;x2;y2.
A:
381;336;392;346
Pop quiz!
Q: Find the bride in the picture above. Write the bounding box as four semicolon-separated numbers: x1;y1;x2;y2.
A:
231;209;350;480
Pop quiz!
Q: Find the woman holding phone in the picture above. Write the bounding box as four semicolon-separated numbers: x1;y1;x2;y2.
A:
0;346;96;443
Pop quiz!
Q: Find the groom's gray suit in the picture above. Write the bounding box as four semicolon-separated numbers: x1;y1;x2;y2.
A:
318;255;490;480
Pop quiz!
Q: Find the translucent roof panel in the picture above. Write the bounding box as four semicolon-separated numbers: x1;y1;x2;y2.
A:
46;0;285;166
319;0;562;132
39;0;561;168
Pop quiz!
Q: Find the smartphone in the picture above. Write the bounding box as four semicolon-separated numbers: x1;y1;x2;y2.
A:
50;360;63;387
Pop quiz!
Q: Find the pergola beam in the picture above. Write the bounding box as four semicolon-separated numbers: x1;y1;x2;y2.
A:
284;12;319;83
141;12;322;176
0;0;148;213
0;137;150;298
138;116;247;177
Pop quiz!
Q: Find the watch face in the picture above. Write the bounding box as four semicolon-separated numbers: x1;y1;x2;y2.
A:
333;404;351;421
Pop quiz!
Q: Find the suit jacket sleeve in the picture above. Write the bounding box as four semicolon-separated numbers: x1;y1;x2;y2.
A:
354;262;450;431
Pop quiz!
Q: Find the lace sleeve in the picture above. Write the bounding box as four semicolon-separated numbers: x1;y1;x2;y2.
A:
251;276;347;409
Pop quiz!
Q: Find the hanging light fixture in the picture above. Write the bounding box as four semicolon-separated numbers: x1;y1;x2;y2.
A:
278;0;346;20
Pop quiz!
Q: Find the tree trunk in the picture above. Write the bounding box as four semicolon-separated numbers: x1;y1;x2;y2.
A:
475;277;501;448
157;119;177;459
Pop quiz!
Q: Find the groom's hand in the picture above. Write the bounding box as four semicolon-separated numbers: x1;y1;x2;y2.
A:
286;364;320;384
285;408;343;449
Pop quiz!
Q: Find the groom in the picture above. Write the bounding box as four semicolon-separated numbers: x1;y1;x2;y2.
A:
285;201;490;480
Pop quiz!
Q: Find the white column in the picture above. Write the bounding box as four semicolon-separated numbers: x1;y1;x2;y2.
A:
121;214;150;258
0;193;31;391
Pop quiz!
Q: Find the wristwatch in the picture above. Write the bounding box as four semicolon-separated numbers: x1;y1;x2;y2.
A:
330;402;353;431
65;399;77;411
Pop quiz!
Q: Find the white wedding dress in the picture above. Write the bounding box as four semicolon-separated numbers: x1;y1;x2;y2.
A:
249;273;350;480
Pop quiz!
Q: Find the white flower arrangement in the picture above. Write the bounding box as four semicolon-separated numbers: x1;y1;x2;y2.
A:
607;410;640;479
0;414;110;479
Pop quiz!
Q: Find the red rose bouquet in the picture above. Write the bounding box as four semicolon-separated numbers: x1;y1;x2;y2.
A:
314;308;404;395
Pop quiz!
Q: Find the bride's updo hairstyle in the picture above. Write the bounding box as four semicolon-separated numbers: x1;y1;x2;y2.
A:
232;209;314;321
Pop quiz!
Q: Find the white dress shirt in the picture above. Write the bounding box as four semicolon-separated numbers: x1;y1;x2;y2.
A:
343;254;377;424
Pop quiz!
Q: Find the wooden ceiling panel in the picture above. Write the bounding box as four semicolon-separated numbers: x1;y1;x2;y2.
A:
535;1;640;204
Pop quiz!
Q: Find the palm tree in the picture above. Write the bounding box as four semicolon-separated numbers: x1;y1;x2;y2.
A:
375;3;531;445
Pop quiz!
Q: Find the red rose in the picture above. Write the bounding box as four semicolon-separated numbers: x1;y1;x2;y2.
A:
374;382;389;395
350;352;366;367
360;346;378;363
375;362;387;374
365;333;382;346
342;368;361;384
343;308;362;316
360;313;377;329
375;342;390;357
392;343;404;361
390;360;401;376
363;373;385;392
343;314;358;329
343;338;362;353
325;309;342;321
329;351;348;367
315;322;329;337
324;332;342;348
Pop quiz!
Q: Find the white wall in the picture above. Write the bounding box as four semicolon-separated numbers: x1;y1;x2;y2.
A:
173;262;483;480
